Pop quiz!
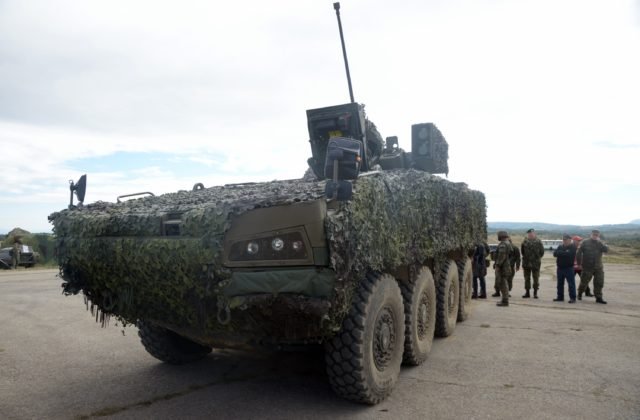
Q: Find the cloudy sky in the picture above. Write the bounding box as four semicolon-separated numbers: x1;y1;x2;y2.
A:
1;0;639;233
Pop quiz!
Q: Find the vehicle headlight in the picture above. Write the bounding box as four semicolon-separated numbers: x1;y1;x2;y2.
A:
228;231;309;262
271;237;284;252
246;241;259;255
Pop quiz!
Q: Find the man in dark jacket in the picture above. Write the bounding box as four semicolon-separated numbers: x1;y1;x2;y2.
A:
472;242;490;299
553;234;577;303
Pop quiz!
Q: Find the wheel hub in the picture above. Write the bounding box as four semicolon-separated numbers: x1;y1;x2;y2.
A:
373;307;396;370
417;292;430;339
380;324;391;350
448;282;456;315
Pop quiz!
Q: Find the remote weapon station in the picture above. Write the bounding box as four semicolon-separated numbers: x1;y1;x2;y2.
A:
50;3;486;404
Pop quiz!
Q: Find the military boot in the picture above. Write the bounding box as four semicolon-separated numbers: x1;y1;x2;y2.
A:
578;291;582;300
585;288;593;297
491;292;501;297
496;301;509;307
533;289;539;299
522;290;530;298
596;297;607;304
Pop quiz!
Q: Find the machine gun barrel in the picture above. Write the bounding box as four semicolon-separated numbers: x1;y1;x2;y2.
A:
333;2;354;103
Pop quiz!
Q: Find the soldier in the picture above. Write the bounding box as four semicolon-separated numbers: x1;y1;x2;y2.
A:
471;242;490;299
11;239;21;269
572;235;592;297
490;246;502;298
507;238;521;293
577;229;609;304
553;234;577;303
491;246;500;297
521;228;545;299
495;231;513;307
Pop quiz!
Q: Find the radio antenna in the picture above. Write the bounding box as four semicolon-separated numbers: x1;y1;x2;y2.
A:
333;2;355;103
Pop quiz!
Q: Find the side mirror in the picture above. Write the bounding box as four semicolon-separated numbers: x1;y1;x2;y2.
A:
69;174;87;209
324;137;361;200
325;179;353;201
324;137;362;180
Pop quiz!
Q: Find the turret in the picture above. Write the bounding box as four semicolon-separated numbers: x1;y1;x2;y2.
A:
305;2;449;200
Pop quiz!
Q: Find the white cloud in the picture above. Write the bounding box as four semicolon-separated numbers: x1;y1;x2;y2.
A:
1;0;639;232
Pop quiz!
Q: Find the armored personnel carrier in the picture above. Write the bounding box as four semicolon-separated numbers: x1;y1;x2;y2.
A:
49;3;486;404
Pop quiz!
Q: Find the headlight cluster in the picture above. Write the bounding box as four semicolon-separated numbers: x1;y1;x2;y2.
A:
228;231;309;262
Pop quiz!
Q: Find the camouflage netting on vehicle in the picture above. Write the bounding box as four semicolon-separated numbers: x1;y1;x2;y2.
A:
49;179;326;328
49;169;486;338
325;170;485;323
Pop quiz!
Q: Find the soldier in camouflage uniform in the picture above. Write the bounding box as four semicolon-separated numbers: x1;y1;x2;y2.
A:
490;247;500;297
572;235;592;297
11;240;21;269
495;231;513;307
492;237;520;296
520;228;545;298
507;238;521;292
577;230;609;304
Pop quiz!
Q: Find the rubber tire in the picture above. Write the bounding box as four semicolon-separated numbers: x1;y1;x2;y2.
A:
401;266;436;366
138;320;212;365
325;273;405;405
435;260;460;337
457;258;472;322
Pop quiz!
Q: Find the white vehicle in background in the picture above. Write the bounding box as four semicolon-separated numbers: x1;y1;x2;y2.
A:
541;239;562;250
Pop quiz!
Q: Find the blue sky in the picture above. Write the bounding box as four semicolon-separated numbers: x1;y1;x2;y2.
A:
1;0;639;233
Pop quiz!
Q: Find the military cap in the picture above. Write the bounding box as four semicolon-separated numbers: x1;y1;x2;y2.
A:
497;230;509;240
562;234;571;240
591;229;600;235
526;228;535;233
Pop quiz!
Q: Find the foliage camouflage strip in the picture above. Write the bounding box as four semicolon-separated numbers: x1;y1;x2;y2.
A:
49;169;486;340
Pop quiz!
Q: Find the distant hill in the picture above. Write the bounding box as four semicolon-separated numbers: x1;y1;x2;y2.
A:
0;228;33;244
630;219;640;225
488;222;640;236
488;222;569;231
7;227;31;237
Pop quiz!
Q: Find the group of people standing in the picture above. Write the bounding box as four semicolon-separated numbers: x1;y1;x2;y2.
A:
470;228;609;307
553;230;609;304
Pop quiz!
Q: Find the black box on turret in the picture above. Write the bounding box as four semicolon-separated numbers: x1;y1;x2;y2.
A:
307;103;368;179
411;123;449;175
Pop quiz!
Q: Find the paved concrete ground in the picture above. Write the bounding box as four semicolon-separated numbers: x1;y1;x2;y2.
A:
1;257;639;419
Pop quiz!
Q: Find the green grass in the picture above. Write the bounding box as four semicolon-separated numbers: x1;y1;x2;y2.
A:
486;230;640;265
602;245;640;265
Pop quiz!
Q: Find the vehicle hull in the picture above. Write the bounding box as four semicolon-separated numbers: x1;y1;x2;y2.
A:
50;170;486;345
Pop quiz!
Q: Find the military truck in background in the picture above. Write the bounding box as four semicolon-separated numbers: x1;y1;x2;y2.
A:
48;3;486;404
